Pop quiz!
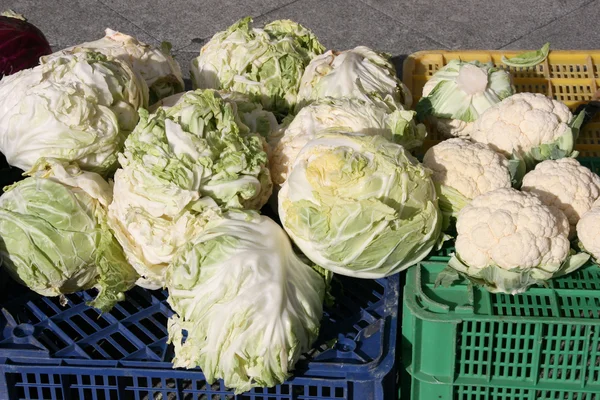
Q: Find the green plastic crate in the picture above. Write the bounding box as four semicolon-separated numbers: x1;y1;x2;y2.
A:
401;158;600;400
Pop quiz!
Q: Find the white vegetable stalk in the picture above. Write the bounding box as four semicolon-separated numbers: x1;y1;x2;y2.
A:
417;60;514;138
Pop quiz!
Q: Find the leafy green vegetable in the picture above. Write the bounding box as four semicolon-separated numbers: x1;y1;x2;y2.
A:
167;211;325;394
108;89;272;289
270;96;426;187
0;159;138;312
191;17;324;118
45;29;184;105
501;43;550;67
279;132;442;278
295;46;412;111
0;51;147;176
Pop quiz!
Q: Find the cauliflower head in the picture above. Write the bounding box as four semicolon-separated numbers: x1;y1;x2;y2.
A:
521;158;600;238
577;199;600;261
423;138;512;228
470;93;579;169
449;187;589;294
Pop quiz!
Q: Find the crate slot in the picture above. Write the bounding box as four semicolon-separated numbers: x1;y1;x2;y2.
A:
37;328;68;353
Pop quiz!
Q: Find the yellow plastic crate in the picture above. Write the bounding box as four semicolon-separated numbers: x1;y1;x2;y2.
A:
402;50;600;156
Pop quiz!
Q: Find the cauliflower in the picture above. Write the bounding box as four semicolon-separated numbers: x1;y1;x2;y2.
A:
446;187;589;294
417;60;514;139
470;93;582;169
577;199;600;261
521;158;600;238
423;138;513;228
270;97;425;187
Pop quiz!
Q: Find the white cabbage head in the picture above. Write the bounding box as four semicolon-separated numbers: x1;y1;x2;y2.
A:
108;89;272;289
0;51;147;176
270;97;426;187
296;46;412;111
46;28;184;105
191;17;324;118
167;210;325;394
279;131;442;278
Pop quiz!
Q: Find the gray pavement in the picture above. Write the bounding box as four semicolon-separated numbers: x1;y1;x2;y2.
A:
1;0;599;80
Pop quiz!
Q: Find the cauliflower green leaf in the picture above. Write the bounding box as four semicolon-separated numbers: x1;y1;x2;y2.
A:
416;60;514;138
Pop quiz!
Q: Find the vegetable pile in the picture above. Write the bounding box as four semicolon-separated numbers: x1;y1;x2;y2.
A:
0;14;598;394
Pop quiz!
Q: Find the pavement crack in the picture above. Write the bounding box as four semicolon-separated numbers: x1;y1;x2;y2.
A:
253;0;303;19
96;0;161;43
498;0;597;49
355;0;450;49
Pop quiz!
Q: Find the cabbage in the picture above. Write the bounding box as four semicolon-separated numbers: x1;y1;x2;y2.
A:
295;46;412;111
46;28;184;105
152;91;280;141
279;132;442;278
108;89;272;289
416;60;514;138
167;210;325;394
270;97;426;187
0;159;138;312
191;17;324;118
0;51;147;176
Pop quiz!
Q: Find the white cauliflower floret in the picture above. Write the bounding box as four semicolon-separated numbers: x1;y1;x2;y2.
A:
446;187;589;294
456;188;570;270
423;139;512;226
470;93;576;167
577;200;600;260
521;158;600;238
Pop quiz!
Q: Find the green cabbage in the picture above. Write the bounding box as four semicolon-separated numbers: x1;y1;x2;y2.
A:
279;132;442;278
108;89;272;289
191;17;324;118
0;159;138;312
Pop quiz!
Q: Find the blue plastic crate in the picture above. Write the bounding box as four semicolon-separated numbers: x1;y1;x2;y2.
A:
0;268;398;400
